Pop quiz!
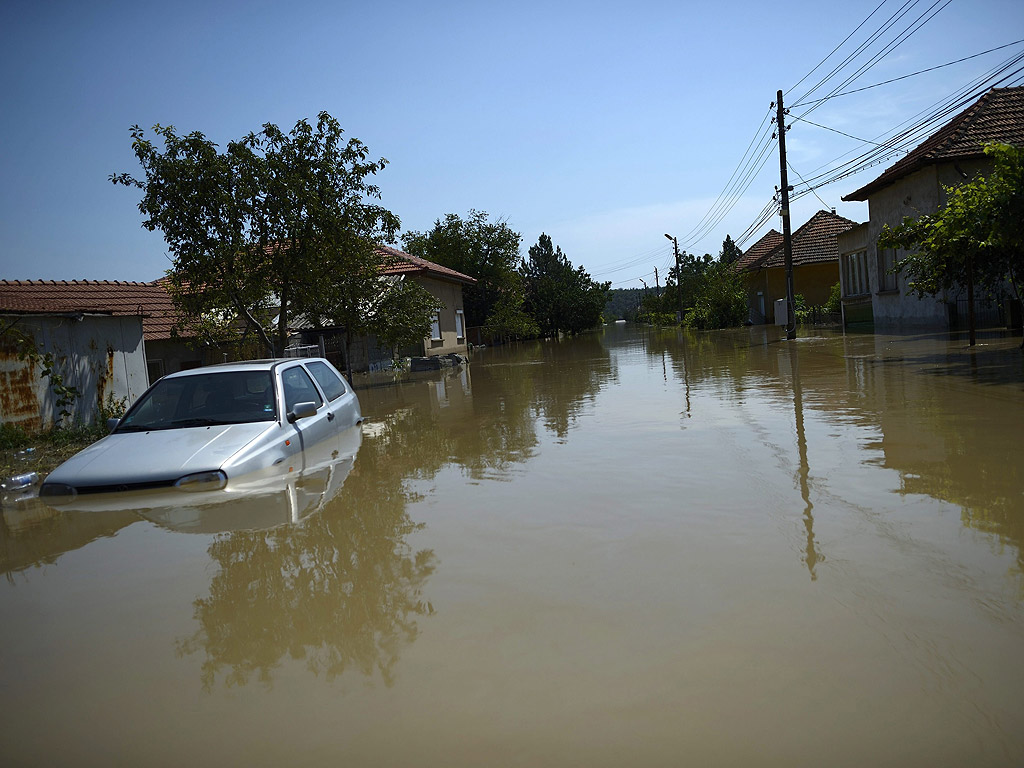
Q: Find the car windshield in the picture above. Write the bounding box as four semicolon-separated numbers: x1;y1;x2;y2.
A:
117;371;277;432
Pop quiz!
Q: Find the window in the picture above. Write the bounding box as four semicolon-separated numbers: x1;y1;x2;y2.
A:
305;360;347;401
455;309;465;341
282;366;323;412
430;313;441;341
878;248;898;292
842;250;869;297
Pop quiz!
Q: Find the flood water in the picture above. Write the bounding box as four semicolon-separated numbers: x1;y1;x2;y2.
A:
2;324;1023;766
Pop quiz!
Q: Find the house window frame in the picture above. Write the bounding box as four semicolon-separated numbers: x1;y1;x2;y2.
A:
430;312;441;342
877;247;899;293
841;249;870;298
455;309;465;341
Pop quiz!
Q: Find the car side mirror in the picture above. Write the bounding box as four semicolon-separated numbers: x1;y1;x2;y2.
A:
107;418;120;433
287;401;318;423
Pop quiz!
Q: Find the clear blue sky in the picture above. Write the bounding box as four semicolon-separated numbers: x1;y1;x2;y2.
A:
1;0;1021;288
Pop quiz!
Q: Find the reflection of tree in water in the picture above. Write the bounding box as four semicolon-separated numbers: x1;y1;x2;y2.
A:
177;432;437;690
360;335;615;480
180;340;617;690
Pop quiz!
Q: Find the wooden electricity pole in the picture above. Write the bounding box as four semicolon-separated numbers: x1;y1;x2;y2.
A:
777;90;796;341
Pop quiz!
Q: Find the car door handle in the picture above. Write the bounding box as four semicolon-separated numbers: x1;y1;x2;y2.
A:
327;411;335;421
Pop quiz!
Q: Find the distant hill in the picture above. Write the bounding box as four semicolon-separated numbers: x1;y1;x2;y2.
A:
604;288;643;321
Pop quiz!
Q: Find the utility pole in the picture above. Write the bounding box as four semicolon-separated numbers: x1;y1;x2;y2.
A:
665;234;682;324
653;267;661;325
777;89;796;341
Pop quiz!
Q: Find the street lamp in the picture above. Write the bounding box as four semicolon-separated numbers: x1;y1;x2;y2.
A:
664;233;683;323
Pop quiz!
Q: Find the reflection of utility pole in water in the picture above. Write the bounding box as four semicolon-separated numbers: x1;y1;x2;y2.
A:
790;345;821;580
679;333;692;421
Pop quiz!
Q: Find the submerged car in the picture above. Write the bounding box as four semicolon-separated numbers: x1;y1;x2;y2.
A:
40;358;362;500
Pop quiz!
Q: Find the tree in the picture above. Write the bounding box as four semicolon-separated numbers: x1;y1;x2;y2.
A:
719;234;743;265
113;113;436;375
402;210;535;337
682;261;748;330
521;234;610;336
879;143;1024;347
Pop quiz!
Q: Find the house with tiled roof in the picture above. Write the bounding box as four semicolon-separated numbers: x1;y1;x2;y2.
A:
379;245;476;358
839;86;1024;328
0;280;162;428
738;212;857;324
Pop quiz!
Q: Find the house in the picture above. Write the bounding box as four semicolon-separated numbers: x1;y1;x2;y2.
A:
737;211;858;324
735;229;783;323
840;86;1024;328
0;280;159;428
287;246;478;372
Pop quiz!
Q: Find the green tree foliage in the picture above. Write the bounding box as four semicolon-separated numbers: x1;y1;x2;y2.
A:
113;113;432;374
682;262;748;330
719;234;743;265
879;143;1024;344
402;210;535;337
521;234;611;336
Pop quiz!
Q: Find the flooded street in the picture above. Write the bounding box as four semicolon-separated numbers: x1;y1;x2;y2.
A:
2;324;1023;766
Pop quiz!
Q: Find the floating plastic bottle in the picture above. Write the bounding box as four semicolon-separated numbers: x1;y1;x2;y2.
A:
2;472;40;492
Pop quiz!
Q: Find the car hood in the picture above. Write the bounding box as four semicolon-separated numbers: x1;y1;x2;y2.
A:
46;423;274;488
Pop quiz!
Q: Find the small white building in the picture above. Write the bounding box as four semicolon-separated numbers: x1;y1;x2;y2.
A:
1;281;155;429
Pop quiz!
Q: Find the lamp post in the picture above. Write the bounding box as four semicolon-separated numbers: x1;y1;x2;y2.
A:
664;234;683;324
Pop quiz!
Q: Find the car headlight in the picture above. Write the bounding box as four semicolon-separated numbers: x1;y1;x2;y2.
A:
173;470;228;492
39;482;77;499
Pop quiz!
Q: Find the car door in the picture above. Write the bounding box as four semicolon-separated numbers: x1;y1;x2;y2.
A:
279;363;332;455
303;359;360;429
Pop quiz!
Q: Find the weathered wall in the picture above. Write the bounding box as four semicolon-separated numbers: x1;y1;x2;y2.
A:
864;159;990;328
415;276;469;356
837;223;873;325
0;314;148;430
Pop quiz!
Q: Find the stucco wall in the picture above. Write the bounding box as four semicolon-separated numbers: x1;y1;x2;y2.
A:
863;159;990;328
1;314;148;430
416;276;468;356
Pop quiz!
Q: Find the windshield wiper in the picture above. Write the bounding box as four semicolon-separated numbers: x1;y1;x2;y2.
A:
170;418;222;428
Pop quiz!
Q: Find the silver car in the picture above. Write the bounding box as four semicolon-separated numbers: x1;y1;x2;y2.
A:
40;358;362;499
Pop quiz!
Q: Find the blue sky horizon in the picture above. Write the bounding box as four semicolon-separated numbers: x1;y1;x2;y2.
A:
2;0;1022;288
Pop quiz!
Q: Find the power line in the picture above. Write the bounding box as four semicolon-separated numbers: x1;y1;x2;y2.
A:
790;39;1024;107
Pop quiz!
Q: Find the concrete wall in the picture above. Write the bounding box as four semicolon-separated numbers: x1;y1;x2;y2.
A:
415;276;469;356
1;314;148;430
863;159;990;328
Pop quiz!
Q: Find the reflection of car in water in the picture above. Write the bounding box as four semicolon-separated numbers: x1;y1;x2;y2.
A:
41;358;361;500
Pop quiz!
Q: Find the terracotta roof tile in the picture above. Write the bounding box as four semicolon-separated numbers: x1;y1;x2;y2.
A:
377;245;476;285
844;86;1024;201
735;230;784;272
0;280;183;341
1;246;475;342
740;211;858;271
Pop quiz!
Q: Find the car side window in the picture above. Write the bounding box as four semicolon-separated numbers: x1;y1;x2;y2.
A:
306;361;347;401
282;367;323;412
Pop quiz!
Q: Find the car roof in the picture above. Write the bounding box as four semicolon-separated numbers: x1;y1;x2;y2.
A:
162;358;328;380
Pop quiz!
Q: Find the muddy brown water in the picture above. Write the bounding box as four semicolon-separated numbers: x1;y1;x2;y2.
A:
2;324;1023;766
